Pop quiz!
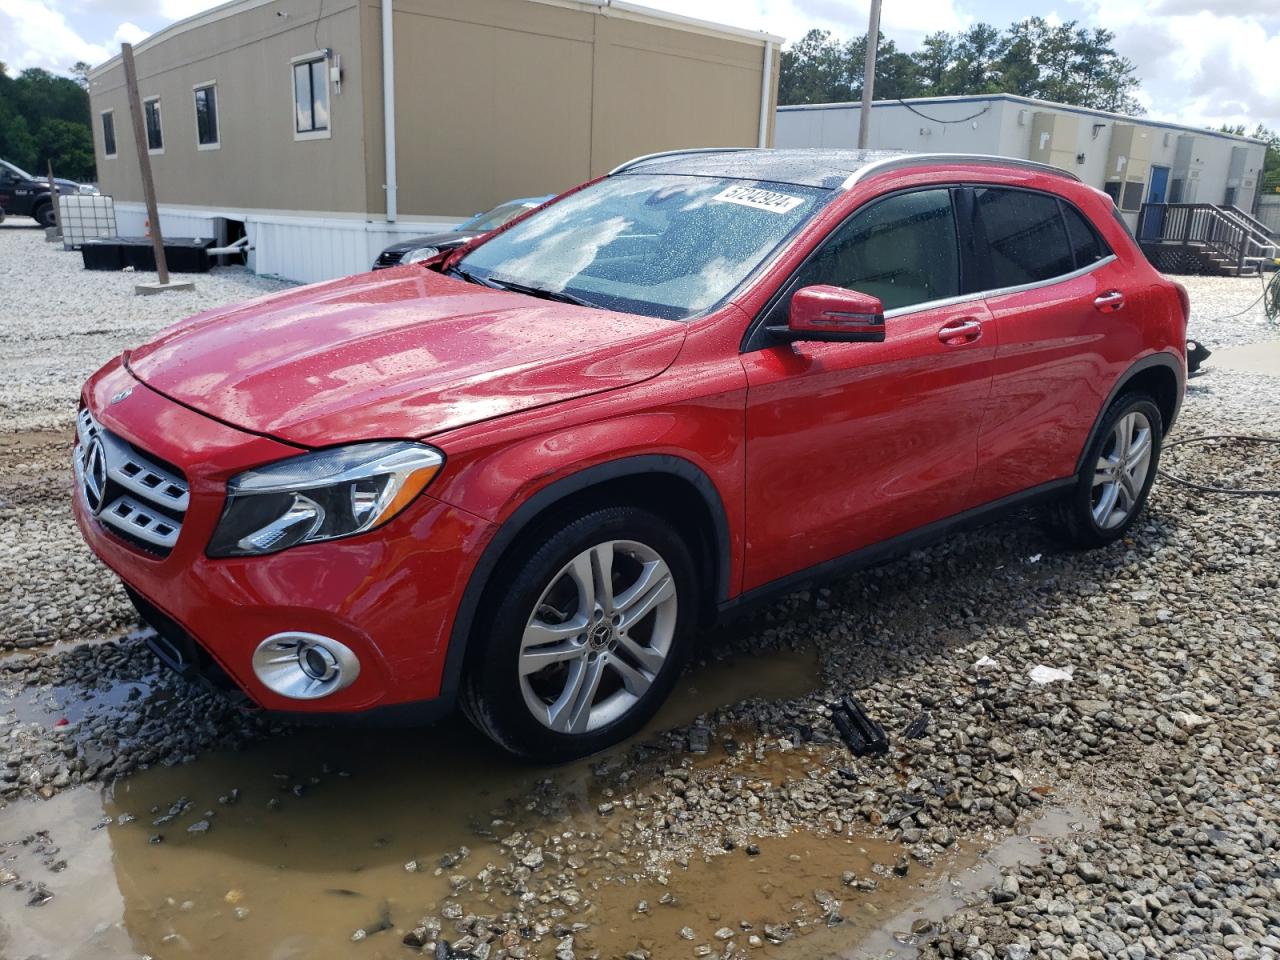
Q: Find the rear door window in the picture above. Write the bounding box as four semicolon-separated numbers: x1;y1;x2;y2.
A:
974;188;1075;288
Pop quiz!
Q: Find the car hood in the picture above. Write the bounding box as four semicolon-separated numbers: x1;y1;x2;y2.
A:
126;268;686;447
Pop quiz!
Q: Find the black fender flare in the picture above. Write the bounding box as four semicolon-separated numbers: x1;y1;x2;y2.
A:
435;454;733;706
1073;351;1184;475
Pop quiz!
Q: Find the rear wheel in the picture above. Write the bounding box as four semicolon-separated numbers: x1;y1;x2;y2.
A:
461;505;696;761
1053;393;1162;548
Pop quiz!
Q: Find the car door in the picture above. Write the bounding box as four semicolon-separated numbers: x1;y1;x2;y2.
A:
0;169;17;214
739;186;996;593
969;186;1131;504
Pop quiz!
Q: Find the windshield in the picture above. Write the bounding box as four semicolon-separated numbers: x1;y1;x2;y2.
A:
1;159;36;181
458;201;537;232
455;174;831;320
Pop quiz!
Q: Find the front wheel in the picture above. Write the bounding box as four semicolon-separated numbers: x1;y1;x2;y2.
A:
461;505;697;761
33;202;56;228
1053;393;1163;548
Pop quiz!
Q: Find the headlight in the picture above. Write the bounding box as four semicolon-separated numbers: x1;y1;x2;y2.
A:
401;245;439;264
208;442;444;557
77;184;100;195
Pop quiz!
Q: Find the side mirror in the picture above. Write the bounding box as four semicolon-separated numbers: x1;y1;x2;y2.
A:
769;285;886;344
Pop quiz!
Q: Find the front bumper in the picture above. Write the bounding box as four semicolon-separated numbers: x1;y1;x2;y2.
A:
74;358;494;714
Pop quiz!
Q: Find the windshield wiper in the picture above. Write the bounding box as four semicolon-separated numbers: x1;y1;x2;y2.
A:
487;276;601;309
444;265;500;288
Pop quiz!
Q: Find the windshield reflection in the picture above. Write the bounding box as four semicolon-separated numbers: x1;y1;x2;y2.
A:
457;174;831;320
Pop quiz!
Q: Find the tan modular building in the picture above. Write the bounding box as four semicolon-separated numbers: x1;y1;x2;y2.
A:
88;0;782;283
776;95;1269;230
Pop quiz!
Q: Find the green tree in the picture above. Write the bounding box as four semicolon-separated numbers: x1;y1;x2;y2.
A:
947;24;1005;95
779;18;1145;116
36;118;96;181
912;33;956;95
0;63;96;181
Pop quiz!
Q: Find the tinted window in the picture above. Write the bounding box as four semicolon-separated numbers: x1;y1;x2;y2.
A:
1062;203;1109;268
975;188;1073;287
790;188;959;312
195;86;218;145
293;59;329;133
144;99;162;151
102;112;116;156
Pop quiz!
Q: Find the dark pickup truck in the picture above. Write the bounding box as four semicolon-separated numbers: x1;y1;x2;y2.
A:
0;159;97;226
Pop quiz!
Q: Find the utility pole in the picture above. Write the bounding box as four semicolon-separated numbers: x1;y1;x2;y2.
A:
857;0;883;149
45;161;63;242
121;42;192;294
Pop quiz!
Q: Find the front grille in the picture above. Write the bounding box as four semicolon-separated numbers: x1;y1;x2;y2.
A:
374;249;405;268
74;408;189;555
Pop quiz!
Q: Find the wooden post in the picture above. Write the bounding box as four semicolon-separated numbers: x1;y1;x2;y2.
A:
857;0;882;150
45;161;63;238
121;42;171;286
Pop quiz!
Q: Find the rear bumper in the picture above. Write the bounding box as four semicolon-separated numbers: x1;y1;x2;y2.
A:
75;359;495;715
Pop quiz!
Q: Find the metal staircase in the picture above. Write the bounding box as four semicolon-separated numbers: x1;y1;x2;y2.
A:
1137;202;1279;277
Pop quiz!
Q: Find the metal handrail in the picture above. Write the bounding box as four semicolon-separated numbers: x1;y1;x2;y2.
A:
1214;205;1280;258
1221;204;1276;239
1138;202;1255;271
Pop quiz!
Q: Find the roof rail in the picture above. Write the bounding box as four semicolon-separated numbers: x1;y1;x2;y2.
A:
843;153;1083;189
608;147;759;176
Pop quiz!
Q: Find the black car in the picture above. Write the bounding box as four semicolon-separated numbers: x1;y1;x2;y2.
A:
372;195;552;269
0;159;98;226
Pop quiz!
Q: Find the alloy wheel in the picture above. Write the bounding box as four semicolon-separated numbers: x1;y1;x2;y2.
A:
1091;410;1153;530
518;539;678;734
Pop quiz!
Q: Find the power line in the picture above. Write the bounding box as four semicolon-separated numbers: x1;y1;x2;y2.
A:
895;99;992;124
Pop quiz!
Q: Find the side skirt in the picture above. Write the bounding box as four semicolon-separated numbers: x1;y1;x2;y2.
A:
717;477;1074;620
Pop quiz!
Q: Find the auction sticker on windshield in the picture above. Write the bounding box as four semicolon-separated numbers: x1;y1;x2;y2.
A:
711;185;805;214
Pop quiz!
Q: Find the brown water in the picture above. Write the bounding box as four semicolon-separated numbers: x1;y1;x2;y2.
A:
0;645;1095;960
0;650;821;959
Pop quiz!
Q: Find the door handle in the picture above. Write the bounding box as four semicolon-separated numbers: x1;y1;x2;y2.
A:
1094;290;1126;313
938;318;983;345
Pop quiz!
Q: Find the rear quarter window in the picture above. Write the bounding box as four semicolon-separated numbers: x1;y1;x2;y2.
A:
1061;202;1111;268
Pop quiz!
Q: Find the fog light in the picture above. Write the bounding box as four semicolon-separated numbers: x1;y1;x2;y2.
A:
252;632;360;700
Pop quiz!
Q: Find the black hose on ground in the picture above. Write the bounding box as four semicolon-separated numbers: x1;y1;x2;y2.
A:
1158;434;1280;496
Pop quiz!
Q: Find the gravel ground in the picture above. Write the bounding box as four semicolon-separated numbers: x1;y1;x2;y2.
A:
1;224;1278;959
0;221;292;653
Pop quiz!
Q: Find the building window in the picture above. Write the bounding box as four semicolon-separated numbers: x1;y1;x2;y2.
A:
144;97;163;153
194;83;219;149
1120;181;1145;212
101;111;117;158
292;54;330;140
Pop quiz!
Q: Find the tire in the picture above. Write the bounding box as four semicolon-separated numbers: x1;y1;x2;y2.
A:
1052;392;1163;548
461;505;697;761
32;202;56;228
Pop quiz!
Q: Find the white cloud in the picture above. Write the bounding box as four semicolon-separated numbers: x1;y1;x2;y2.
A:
640;0;970;47
157;0;223;20
112;20;149;45
0;0;108;69
1079;0;1280;131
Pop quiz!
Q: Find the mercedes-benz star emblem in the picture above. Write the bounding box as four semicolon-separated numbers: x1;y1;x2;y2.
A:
82;437;108;514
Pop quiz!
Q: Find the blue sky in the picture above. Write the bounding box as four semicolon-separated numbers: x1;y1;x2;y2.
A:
1;0;1277;132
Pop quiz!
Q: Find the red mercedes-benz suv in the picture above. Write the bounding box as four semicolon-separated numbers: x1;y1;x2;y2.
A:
74;150;1187;759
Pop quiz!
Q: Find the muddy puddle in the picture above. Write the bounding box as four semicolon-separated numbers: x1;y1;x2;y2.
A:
0;644;1095;960
0;650;819;958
